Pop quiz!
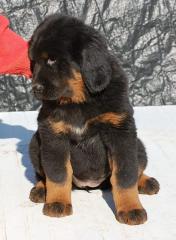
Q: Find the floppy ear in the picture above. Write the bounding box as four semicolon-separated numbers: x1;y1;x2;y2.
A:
81;44;112;93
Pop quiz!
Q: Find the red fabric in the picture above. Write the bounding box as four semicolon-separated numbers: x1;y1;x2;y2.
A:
0;15;31;78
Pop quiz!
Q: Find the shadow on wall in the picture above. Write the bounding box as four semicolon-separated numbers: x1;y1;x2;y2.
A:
0;120;116;215
0;120;35;184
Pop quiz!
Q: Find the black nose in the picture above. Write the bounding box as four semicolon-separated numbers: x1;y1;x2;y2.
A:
33;84;44;94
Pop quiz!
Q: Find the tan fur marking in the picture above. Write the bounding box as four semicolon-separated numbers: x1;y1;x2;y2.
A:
59;97;72;105
29;180;46;203
46;160;73;204
138;173;159;195
88;112;126;127
49;119;70;134
49;117;87;135
35;180;45;189
110;161;143;212
138;174;150;189
41;52;48;59
98;112;126;125
68;70;86;103
49;112;126;135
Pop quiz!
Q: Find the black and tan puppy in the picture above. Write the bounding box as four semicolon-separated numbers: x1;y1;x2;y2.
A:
28;14;159;225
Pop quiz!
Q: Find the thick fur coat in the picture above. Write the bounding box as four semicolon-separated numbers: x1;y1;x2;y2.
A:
29;14;159;225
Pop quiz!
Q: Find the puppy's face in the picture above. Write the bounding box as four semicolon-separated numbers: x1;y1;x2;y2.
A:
29;15;112;103
30;54;84;103
29;41;85;103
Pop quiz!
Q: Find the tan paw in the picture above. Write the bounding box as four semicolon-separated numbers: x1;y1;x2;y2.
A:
43;202;73;218
29;187;46;203
139;177;160;195
116;208;147;225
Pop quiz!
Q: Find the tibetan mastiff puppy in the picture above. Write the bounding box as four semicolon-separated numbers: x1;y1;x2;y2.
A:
28;14;159;225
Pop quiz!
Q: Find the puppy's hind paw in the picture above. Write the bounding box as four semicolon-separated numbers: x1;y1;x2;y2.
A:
29;187;46;203
139;177;160;195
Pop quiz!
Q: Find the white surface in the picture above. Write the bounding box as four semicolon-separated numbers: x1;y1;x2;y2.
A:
0;106;176;240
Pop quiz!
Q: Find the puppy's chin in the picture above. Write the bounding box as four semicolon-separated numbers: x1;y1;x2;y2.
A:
34;92;72;105
33;92;58;101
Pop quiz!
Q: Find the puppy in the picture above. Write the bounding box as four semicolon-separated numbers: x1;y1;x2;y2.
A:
28;14;160;225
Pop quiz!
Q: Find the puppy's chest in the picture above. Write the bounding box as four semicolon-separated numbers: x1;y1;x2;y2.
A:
48;116;89;139
39;105;126;138
38;105;85;135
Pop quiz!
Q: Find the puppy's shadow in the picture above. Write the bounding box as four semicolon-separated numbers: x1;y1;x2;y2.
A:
0;120;116;215
0;120;35;184
102;190;116;215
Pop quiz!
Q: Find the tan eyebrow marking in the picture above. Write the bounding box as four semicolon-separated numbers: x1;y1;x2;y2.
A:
41;52;49;59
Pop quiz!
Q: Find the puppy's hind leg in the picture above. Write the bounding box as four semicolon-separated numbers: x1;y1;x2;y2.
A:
137;139;160;195
29;173;46;203
29;131;46;203
138;174;160;195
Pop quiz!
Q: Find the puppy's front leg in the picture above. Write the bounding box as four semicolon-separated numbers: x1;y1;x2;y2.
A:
44;160;73;218
39;122;73;218
105;129;147;225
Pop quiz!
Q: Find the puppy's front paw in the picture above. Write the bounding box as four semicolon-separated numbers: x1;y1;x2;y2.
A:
43;202;73;218
29;187;46;203
116;208;147;225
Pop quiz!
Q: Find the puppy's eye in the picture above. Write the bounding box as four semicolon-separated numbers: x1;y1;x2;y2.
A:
47;58;56;66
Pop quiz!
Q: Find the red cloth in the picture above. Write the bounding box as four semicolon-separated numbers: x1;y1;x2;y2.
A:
0;15;31;78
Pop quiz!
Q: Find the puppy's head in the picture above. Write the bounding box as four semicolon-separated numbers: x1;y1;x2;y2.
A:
29;14;112;103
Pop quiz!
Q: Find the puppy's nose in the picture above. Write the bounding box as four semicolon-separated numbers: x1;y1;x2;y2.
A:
33;84;44;94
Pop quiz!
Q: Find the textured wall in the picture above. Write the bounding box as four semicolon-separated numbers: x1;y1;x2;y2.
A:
0;0;176;111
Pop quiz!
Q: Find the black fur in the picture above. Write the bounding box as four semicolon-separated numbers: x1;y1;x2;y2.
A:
28;14;145;190
28;14;159;224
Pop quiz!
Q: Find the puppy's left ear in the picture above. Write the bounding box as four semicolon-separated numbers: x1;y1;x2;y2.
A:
81;43;112;93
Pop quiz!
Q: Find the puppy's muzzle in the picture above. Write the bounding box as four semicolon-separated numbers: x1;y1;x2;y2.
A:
33;84;44;98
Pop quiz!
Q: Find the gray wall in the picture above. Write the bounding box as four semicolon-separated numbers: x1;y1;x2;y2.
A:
0;0;176;111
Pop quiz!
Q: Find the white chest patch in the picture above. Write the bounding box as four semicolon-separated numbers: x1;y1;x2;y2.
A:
71;126;87;135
